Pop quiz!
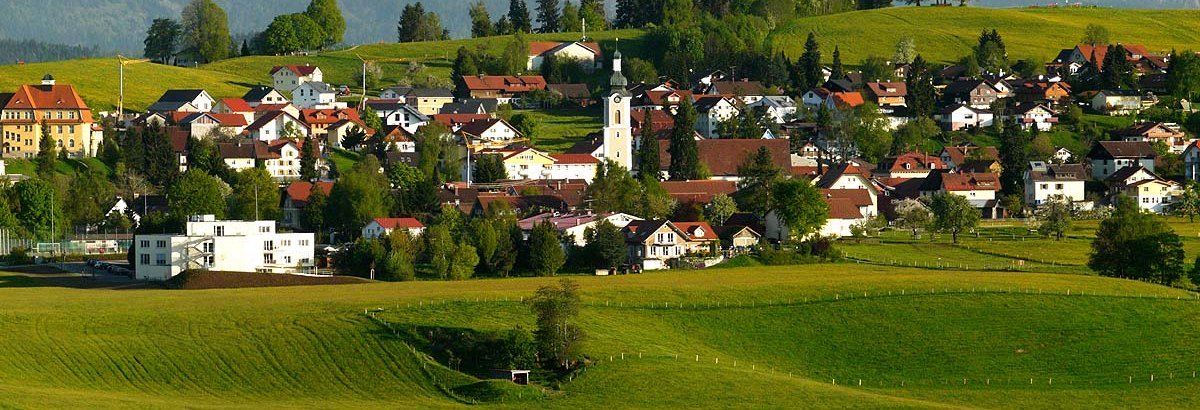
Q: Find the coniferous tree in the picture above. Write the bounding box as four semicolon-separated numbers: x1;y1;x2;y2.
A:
469;1;494;37
614;0;638;28
240;39;250;56
143;18;181;64
509;0;533;33
1100;44;1137;90
662;0;693;27
906;54;937;119
494;15;514;35
561;1;582;32
830;46;844;80
735;146;782;216
667;99;702;180
536;0;561;33
579;0;606;30
36;120;56;177
798;32;822;90
300;136;319;180
635;109;660;179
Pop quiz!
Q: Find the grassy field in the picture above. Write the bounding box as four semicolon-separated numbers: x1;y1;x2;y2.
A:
512;107;602;154
0;263;1197;408
772;7;1200;65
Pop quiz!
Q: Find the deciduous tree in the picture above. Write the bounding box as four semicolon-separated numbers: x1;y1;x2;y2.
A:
770;178;828;242
528;220;566;276
929;192;979;243
180;0;230;63
1090;195;1184;285
529;279;584;369
304;0;346;46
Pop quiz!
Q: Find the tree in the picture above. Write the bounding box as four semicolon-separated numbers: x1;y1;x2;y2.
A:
303;182;328;238
1090;195;1184;285
859;55;893;82
1081;23;1110;46
830;46;844;80
501;32;530;75
587;160;639;214
143;18;181;64
636;176;677;219
529;279;584;369
470;1;494;37
494;15;514;35
264;13;325;55
298;137;320;181
326;156;393;239
974;29;1007;74
583;220;625;270
561;1;582;32
168;169;226;221
226;168;280;221
241;39;251;56
36;120;56;177
615;0;637;28
579;0;607;31
667;99;702;180
998;122;1029;198
704;193;737;224
509;0;533;33
528;220;566;276
180;0;230;63
662;0;694;27
14;179;62;240
1100;44;1136;90
1168;50;1200;101
304;0;346;46
1036;195;1073;240
893;35;916;65
635;109;661;179
928;192;979;244
536;0;561;33
398;2;448;42
735;146;782;215
894;117;938;152
65;169;115;230
849;103;893;163
509;112;538;144
473;153;508;183
770;179;828;242
893;198;931;236
798;32;822;90
1173;181;1200;223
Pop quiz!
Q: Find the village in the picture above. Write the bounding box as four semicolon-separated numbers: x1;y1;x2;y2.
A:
1;20;1198;282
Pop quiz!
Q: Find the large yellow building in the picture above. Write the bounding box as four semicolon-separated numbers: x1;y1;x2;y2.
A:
1;75;99;159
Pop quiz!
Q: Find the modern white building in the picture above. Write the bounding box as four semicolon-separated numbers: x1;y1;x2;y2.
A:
292;82;343;109
1024;162;1087;206
133;215;315;281
271;65;324;93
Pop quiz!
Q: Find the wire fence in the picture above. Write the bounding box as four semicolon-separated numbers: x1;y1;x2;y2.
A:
360;288;1200;391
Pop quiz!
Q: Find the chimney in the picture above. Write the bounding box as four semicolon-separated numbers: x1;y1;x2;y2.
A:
41;74;55;86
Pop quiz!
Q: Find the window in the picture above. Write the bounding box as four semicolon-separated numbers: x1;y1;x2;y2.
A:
156;240;167;248
283;256;292;264
264;241;275;251
202;242;213;253
259;226;270;233
140;254;150;265
300;240;310;246
140;240;150;248
155;253;167;266
215;226;225;236
281;239;291;247
1055;183;1063;190
263;254;275;264
1040;184;1048;189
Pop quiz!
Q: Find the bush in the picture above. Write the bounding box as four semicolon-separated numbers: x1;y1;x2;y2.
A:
6;247;32;265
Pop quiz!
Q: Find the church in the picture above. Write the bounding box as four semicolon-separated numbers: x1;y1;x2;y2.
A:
599;48;634;170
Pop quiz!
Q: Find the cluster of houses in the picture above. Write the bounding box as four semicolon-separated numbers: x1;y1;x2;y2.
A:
21;38;1200;278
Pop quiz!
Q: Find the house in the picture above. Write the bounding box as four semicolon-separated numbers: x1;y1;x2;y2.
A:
1118;122;1190;154
764;196;868;240
178;112;248;139
365;101;429;134
1183;141;1200;181
864;82;907;107
549;153;600;182
1121;177;1179;213
1015;80;1071;103
1011;102;1057;131
922;170;1004;218
938;145;999;171
660;180;738;206
714;225;761;253
935;105;994;131
0;75;99;159
439;99;496;115
457;118;522;150
292;82;342;109
475;147;556;181
245;111;309;141
217;139;304;181
746;96;798;124
1092;90;1148;115
943;79;1000;109
1067;43;1164;74
326;119;372;149
270;65;323;93
702;81;767;105
281;181;334;230
1052;147;1073;164
432;113;492;131
694;95;740;139
875;152;945;178
148;89;215;113
362;217;426;239
461;75;547;102
133;214;314;280
546;83;595;107
242;86;289;107
214;98;256;123
623;220;705;270
801;87;832;108
253;103;301;120
673;221;721;255
1086;141;1157;180
821;188;876;221
517;212;641;247
826;91;865;110
379;87;455;115
527;41;603;73
814;163;879;213
656;139;791;181
299;108;362;138
633;89;693;111
1024;162;1086;206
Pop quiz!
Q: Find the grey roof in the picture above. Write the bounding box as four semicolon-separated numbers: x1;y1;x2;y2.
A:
301;82;335;93
242;86;279;102
148;100;193;112
155;89;207;103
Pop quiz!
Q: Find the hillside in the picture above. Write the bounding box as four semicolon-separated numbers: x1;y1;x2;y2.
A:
771;7;1200;64
0;264;1197;408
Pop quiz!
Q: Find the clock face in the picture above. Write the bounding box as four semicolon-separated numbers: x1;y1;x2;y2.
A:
612;94;623;103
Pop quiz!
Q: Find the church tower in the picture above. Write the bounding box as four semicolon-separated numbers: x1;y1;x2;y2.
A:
602;47;633;171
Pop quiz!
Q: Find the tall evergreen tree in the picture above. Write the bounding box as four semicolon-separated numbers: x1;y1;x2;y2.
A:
614;0;638;28
300;136;319;180
561;1;582;32
509;0;533;33
734;146;782;216
635;109;660;179
667;99;702;180
998;121;1029;198
798;32;823;90
830;46;844;80
36;120;56;177
469;1;494;37
662;0;694;27
1101;44;1137;90
906;54;937;119
304;0;346;46
536;0;561;33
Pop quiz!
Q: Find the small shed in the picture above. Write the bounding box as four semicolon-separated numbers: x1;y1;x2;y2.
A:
490;369;531;385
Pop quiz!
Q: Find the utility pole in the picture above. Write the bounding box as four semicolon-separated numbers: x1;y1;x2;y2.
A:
254;183;259;221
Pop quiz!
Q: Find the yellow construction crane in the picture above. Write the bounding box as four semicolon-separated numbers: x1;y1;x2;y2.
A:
116;55;150;117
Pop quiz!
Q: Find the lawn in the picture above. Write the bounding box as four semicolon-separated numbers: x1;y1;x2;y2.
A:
0;264;1195;408
513;107;603;154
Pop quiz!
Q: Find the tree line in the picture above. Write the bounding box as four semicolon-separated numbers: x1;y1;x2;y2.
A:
145;0;346;62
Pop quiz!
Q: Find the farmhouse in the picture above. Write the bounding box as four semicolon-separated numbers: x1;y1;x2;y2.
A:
527;41;603;73
148;89;215;113
1024;162;1087;207
362;217;426;239
270;65;323;93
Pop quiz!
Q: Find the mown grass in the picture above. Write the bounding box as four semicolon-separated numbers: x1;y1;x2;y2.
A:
513;107;602;154
772;7;1200;65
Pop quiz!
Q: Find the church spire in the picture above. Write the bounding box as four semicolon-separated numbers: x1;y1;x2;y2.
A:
610;40;628;93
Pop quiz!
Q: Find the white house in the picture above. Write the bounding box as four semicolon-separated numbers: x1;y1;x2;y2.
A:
747;96;798;124
694;95;740;139
1052;147;1073;164
517;212;642;247
292;82;343;109
1011;103;1057;131
362;217;426;239
148;89;216;113
1121;177;1179;214
549;154;600;182
765;196;867;240
1086;141;1157;180
527;41;603;73
242;87;290;107
457;119;522;150
270;65;323;93
1091;90;1146;115
1183;141;1200;181
814;163;879;213
133;214;314;280
366;101;430;135
1024;162;1087;206
936;105;994;131
217;140;305;181
245;111;309;141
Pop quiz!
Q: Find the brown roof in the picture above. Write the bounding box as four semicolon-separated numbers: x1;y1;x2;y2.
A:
432;113;491;128
657;139;791;177
462;75;547;93
942;146;999;165
881;152;946;172
551;153;600;164
821;189;872;208
660;180;738;204
710;81;766;96
631;109;674;133
217;141;272;159
674;221;719;241
940;172;1001;192
642;90;693;106
824;197;863;220
547;83;592;99
865;82;907;98
1089;141;1157;160
285;181;334;206
270;65;319;76
299;108;361;126
457;118;517;139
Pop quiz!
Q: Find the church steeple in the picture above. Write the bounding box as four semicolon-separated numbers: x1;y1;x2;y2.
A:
601;40;633;171
610;43;629;95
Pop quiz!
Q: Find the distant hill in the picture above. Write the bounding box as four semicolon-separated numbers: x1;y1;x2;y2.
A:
0;38;106;64
976;0;1200;7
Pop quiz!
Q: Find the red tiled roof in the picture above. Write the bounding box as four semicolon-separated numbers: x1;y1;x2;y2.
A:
657;139;790;177
457;118;515;138
674;221;719;241
219;98;253;112
299;108;361;126
821;189;872;208
941;172;1001;192
884;152;946;172
831;92;865;108
824;197;863;220
285;181;334;205
551;153;600;164
642;90;692;106
209;113;249;126
462;75;547;93
3;83;93;123
432;113;491;127
865;82;907;98
371;217;425;230
254;103;293;112
270;65;319;76
631;109;674;132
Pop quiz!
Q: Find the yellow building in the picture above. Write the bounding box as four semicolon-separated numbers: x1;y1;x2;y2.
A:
0;75;98;159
